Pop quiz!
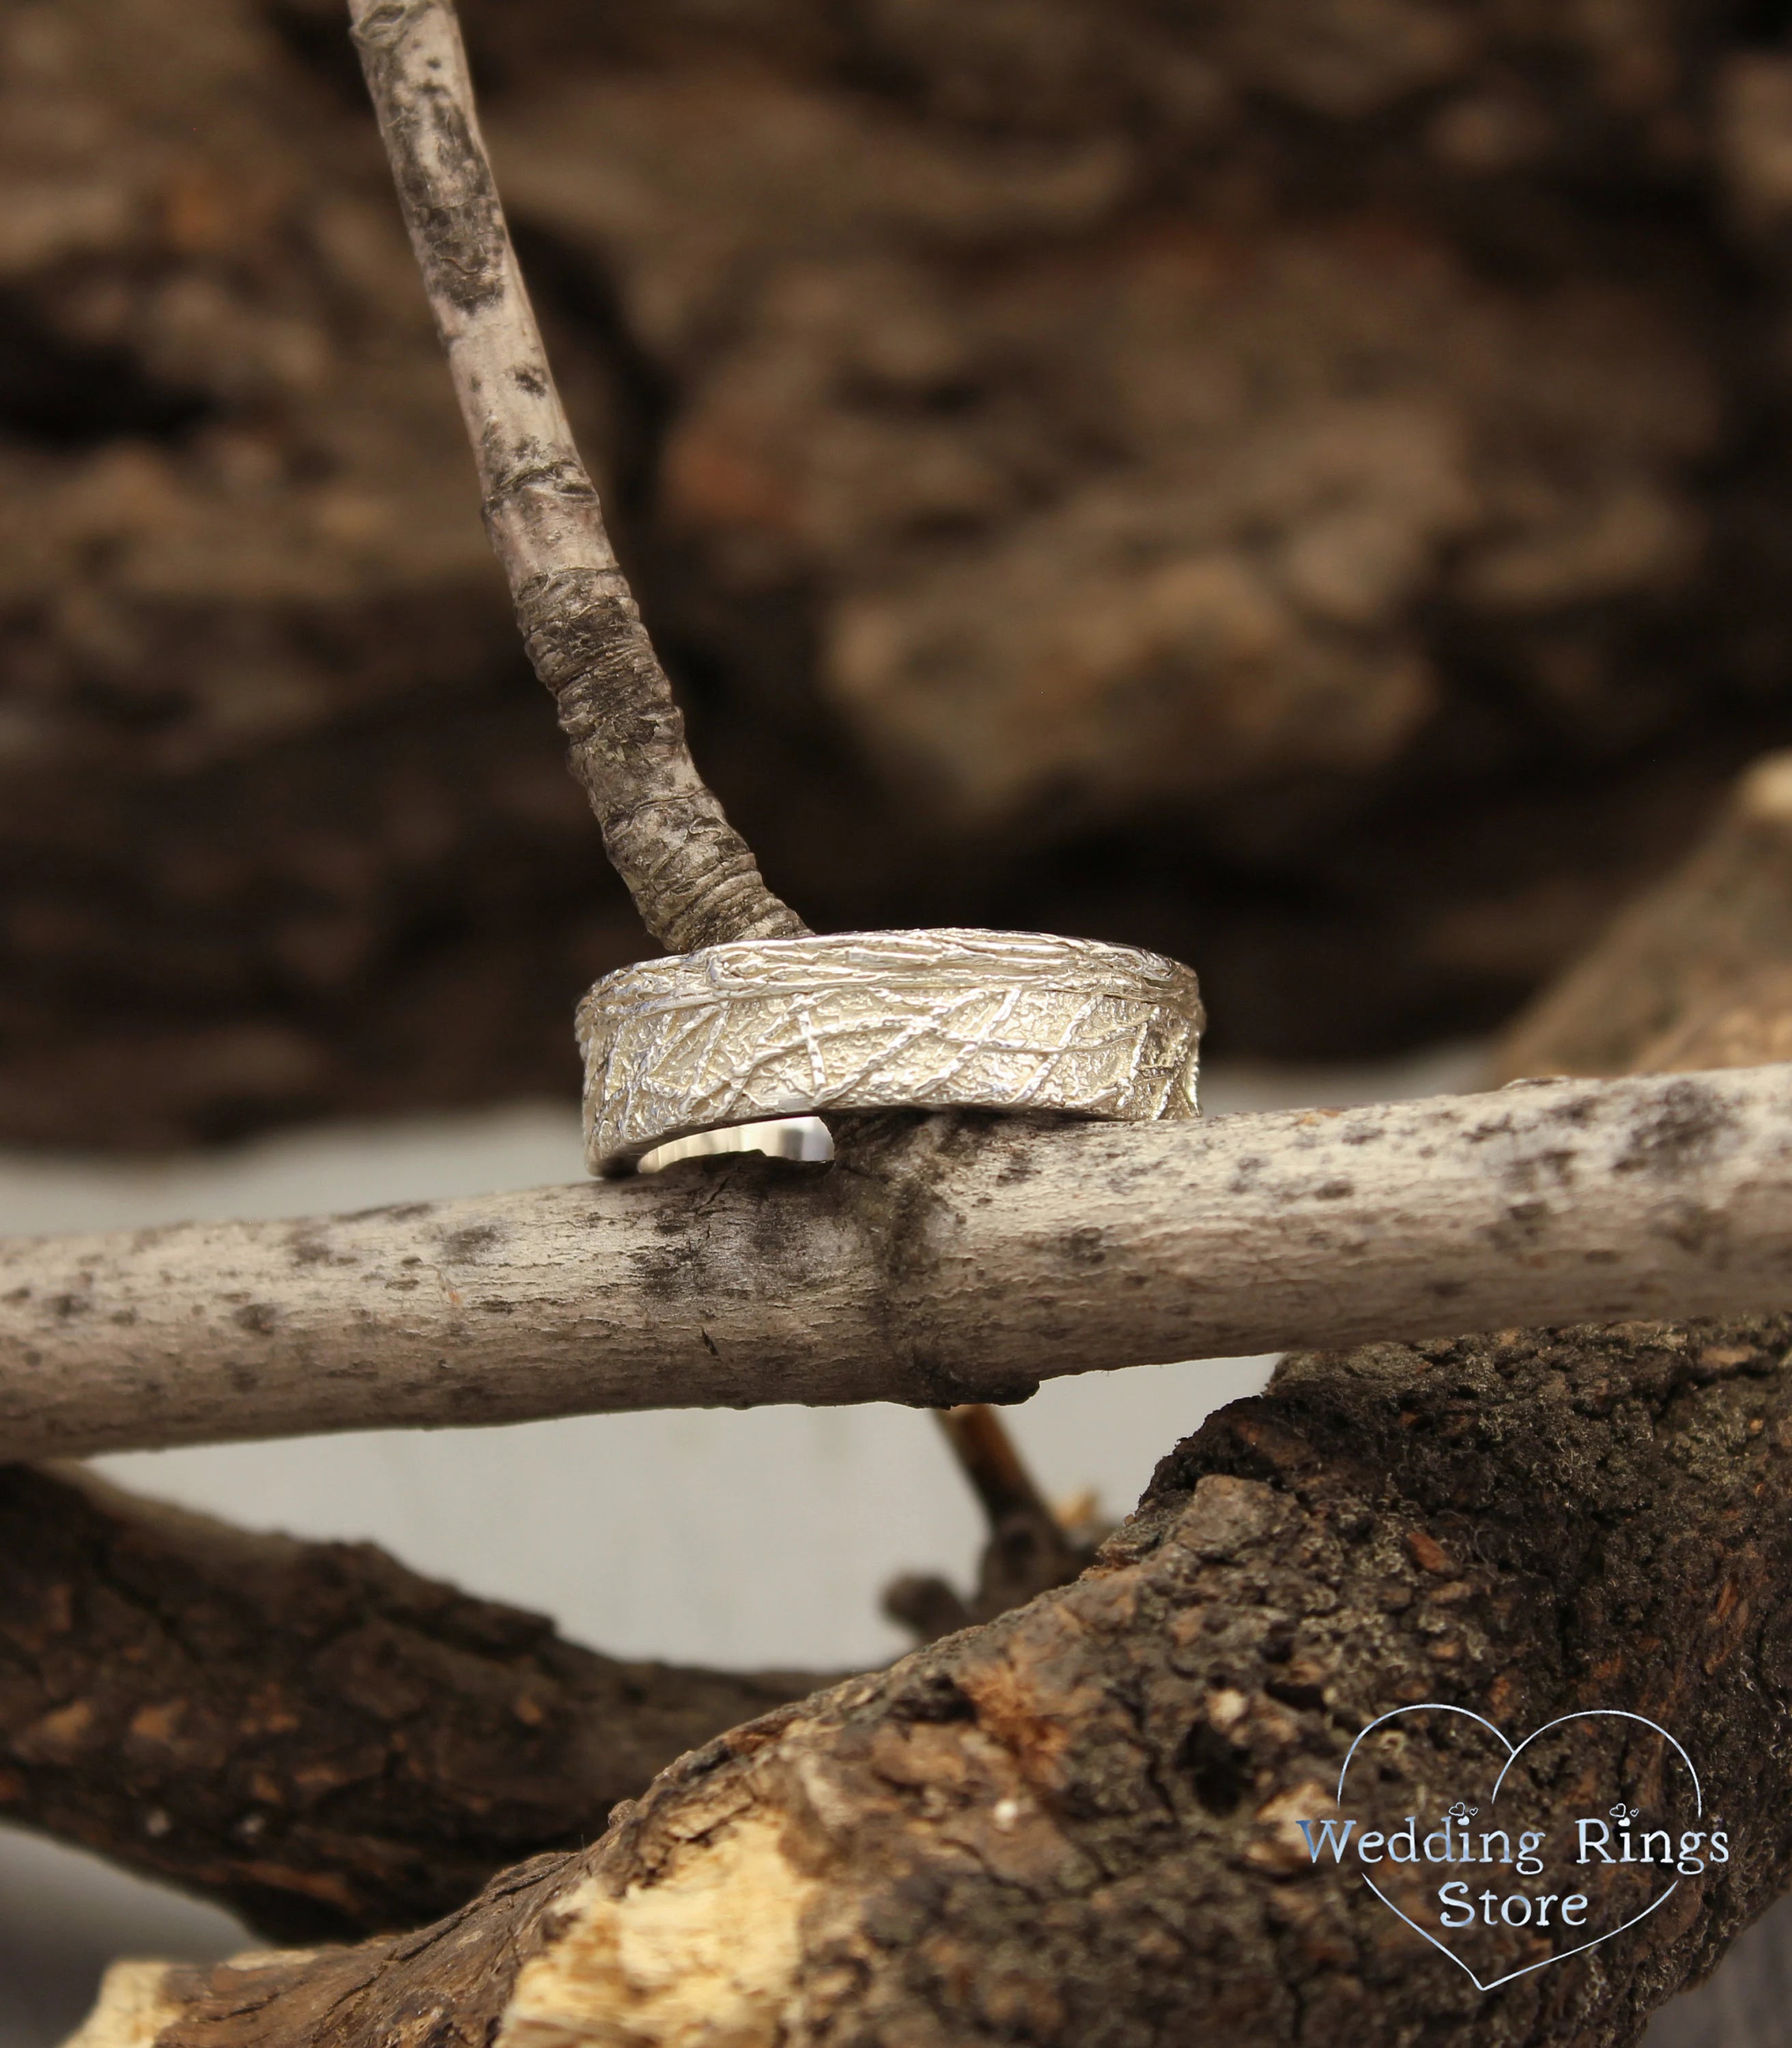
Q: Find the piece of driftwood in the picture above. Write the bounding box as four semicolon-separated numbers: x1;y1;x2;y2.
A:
66;1311;1792;2048
1496;752;1792;1083
23;14;1792;2044
3;1064;1791;1464
347;0;803;955
0;1462;821;1944
49;909;1792;2044
37;756;1792;2047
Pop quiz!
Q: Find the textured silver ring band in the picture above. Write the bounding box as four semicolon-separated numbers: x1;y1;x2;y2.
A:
577;927;1204;1175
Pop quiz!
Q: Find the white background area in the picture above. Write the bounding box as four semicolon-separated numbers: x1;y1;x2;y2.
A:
0;1047;1759;2045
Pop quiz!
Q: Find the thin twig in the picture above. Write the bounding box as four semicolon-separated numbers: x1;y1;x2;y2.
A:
882;1406;1089;1641
5;1063;1792;1462
935;1404;1064;1534
347;0;806;954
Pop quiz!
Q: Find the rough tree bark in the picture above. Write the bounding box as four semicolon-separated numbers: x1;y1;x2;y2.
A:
31;788;1792;2040
347;0;803;954
21;10;1792;2040
0;1462;821;1945
66;1310;1792;2048
14;0;1792;1151
5;1062;1792;1462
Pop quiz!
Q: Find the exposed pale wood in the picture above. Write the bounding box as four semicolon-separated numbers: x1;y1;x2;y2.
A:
0;1463;822;1944
5;1064;1792;1462
61;1313;1792;2048
347;0;805;953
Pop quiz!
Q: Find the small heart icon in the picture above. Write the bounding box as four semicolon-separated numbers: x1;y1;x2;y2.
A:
1310;1705;1709;1991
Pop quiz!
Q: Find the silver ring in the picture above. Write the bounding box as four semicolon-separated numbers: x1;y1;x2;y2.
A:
577;928;1203;1175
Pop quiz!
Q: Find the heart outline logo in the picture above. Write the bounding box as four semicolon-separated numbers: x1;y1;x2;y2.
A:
1333;1704;1703;1992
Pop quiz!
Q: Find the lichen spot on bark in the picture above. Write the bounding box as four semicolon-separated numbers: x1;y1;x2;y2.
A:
496;1817;817;2048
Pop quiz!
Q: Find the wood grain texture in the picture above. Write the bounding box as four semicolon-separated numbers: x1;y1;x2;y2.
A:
5;1064;1792;1461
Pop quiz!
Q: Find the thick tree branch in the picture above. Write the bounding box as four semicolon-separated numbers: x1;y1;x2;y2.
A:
68;1311;1792;2048
5;1064;1792;1462
0;1463;821;1944
346;0;805;953
48;792;1792;2043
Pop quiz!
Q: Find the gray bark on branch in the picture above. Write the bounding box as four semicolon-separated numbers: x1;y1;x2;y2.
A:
5;1064;1792;1462
66;1311;1792;2048
347;0;805;954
